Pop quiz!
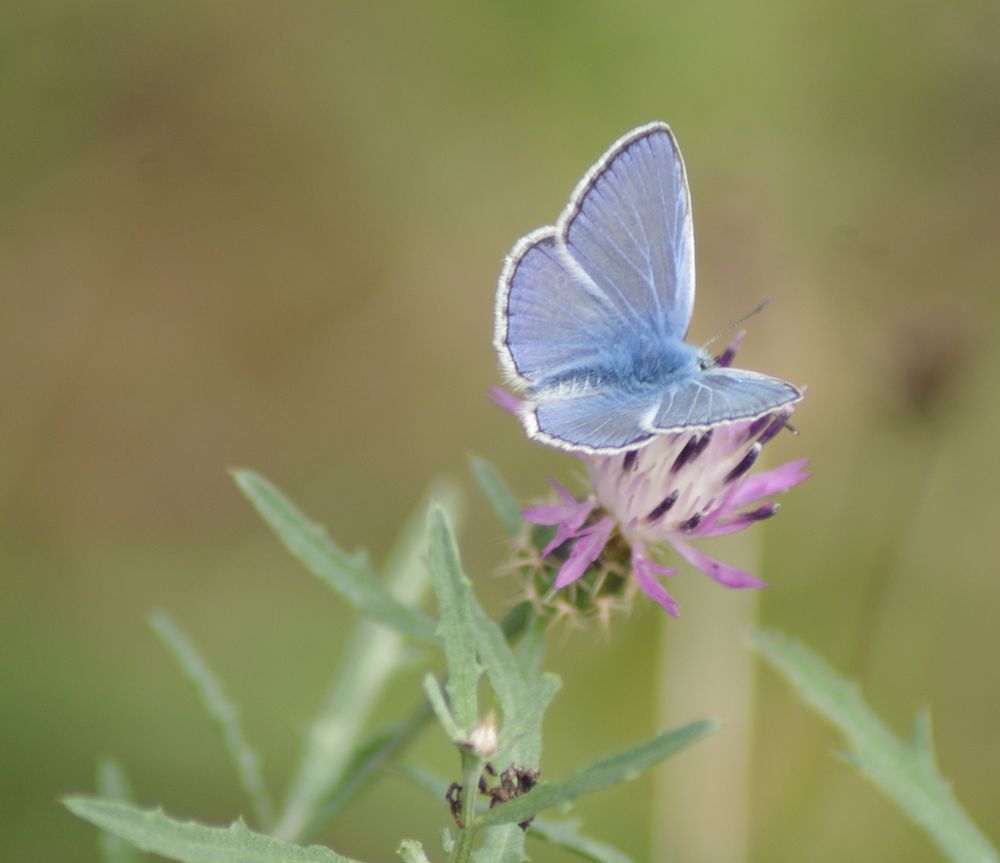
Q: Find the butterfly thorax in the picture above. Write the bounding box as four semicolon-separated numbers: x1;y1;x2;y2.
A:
531;336;703;397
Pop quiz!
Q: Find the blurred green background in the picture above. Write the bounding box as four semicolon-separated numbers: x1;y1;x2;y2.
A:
4;1;999;861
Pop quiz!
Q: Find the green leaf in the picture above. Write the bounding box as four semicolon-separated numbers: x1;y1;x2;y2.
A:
149;612;273;831
477;720;718;828
64;799;364;863
312;703;434;827
471;825;525;863
752;629;999;863
397;840;432;863
426;505;482;731
423;673;464;742
470;598;559;767
96;759;145;863
469;457;522;537
530;819;634;863
276;488;453;841
232;470;437;644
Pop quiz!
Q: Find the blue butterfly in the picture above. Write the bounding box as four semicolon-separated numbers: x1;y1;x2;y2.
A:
494;121;802;454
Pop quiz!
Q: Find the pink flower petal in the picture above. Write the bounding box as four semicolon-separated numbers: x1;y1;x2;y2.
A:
730;458;810;508
547;478;580;506
553;516;615;590
522;504;576;526
671;540;767;589
489;386;522;416
631;541;680;617
694;518;757;538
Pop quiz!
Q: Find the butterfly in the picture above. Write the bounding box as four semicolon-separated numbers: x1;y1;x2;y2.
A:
494;121;802;454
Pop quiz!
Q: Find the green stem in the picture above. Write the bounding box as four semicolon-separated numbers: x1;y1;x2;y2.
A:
451;752;484;863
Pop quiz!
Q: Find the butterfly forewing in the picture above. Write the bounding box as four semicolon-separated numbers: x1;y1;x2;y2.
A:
498;232;634;385
561;123;695;343
497;123;694;389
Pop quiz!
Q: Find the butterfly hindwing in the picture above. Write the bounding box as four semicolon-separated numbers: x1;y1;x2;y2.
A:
654;368;801;431
528;388;660;453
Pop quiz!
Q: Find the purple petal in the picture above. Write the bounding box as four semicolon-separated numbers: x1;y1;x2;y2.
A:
523;503;578;526
539;518;590;558
631;541;680;617
671;540;768;589
695;518;757;538
730;458;810;507
696;503;781;539
714;330;746;368
547;478;579;506
553;516;615;590
489;386;522;416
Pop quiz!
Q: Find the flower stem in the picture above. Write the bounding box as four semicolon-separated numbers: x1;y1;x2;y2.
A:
451;752;483;863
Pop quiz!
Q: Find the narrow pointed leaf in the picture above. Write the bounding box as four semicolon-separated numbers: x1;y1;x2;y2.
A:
96;759;145;863
150;613;273;831
426;505;482;730
232;470;436;643
469;457;522;537
64;799;363;863
530;819;634;863
752;629;999;863
423;673;464;741
477;720;718;827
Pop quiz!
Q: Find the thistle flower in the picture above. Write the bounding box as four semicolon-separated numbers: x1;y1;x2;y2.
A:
498;339;807;617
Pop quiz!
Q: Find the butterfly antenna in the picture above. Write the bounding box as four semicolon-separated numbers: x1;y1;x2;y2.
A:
701;299;772;352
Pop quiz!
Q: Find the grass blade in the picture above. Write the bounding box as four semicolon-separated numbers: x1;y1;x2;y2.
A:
232;470;437;643
65;798;362;863
752;629;999;863
150;613;273;831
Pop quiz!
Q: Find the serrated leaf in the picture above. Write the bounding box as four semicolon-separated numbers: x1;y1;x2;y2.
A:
530;818;634;863
469;457;522;537
96;759;145;863
752;629;999;863
477;720;718;828
150;613;273;831
426;505;482;731
232;470;436;643
64;799;364;863
468;600;558;766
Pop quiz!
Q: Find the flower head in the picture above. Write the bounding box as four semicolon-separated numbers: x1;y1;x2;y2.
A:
499;338;808;618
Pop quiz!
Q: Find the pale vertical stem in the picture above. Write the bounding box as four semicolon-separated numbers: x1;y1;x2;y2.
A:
652;533;760;863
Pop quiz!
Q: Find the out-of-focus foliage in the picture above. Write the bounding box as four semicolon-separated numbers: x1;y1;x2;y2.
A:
3;2;999;861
